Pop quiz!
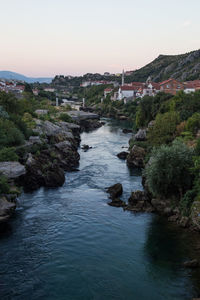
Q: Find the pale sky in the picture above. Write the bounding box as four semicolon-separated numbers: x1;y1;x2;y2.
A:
0;0;199;77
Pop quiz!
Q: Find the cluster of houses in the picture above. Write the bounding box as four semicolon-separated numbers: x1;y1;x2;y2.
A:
0;79;25;94
0;79;57;97
80;80;118;88
103;76;200;102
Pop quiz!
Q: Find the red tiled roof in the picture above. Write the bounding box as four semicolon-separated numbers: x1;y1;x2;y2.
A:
151;82;160;90
104;88;113;92
121;85;137;91
184;80;200;88
159;78;182;86
159;78;174;86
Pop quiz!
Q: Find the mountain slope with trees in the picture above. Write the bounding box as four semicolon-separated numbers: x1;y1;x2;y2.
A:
126;49;200;82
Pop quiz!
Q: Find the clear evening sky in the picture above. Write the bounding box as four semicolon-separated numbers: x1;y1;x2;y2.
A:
0;0;199;77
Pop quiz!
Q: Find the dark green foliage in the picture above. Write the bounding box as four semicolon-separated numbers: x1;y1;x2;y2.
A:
169;91;200;121
185;112;200;134
135;92;173;128
147;111;180;145
0;175;10;194
59;113;73;123
0;118;25;149
0;106;9;119
145;140;194;199
0;147;19;162
180;190;197;216
195;138;200;156
24;83;33;94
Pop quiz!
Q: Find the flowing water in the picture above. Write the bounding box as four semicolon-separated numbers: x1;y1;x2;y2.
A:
0;120;200;300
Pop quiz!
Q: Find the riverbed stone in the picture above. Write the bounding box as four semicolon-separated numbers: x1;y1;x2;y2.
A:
117;151;129;160
106;183;123;199
108;198;126;207
127;145;146;168
183;259;199;268
0;197;16;223
134;129;146;141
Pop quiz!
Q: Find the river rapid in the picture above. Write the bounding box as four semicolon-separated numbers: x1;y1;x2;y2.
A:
0;120;200;300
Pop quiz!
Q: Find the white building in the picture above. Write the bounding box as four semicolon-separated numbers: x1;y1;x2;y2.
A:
117;86;135;100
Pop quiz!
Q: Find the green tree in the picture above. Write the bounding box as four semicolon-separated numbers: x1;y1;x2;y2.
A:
186;112;200;134
147;111;180;145
145;140;194;199
0;147;19;162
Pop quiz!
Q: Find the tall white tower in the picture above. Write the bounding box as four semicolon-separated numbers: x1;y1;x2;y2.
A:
122;69;125;86
56;93;59;107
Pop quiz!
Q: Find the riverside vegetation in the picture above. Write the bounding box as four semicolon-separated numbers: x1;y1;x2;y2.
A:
84;88;200;231
0;89;102;222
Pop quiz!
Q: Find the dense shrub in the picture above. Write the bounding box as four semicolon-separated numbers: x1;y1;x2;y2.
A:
59;113;73;123
0;175;10;194
145;140;194;199
0;118;25;148
179;190;197;216
185;112;200;134
147;111;180;146
195;138;200;156
0;147;19;162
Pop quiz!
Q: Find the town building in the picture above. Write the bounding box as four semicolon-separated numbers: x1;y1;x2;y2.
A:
159;78;184;95
184;80;200;93
44;88;55;92
104;88;113;98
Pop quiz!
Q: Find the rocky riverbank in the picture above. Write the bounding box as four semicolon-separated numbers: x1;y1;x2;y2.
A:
0;114;102;223
114;127;200;234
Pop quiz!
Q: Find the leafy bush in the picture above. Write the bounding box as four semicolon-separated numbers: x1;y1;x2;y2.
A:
0;118;25;149
0;147;19;162
186;112;200;134
145;140;194;199
195;138;200;156
59;113;73;123
147;111;180;146
179;190;197;216
0;175;10;194
0;106;9;119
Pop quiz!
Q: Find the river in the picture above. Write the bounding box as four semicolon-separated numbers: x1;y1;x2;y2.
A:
0;120;200;300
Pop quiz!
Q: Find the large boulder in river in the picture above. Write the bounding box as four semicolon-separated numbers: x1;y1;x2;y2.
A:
134;129;146;141
0;162;26;179
127;190;154;212
127;145;145;168
108;198;126;208
117;151;128;160
122;129;133;134
106;183;123;199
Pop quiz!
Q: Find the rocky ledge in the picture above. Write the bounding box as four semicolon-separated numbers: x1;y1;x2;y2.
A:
19;120;81;192
67;111;103;132
127;145;146;168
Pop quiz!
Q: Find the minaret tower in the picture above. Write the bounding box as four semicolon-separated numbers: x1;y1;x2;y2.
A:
122;69;125;86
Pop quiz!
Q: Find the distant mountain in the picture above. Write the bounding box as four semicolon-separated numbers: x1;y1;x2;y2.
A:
0;71;52;83
127;49;200;83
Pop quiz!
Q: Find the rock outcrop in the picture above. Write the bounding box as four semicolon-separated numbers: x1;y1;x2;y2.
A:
126;190;154;212
18;120;81;192
127;145;146;168
106;183;123;199
106;183;126;207
0;162;26;179
0;197;16;223
134;129;146;141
